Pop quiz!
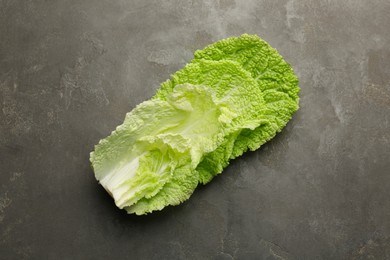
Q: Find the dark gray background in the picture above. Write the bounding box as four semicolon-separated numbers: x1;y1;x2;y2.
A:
1;0;390;259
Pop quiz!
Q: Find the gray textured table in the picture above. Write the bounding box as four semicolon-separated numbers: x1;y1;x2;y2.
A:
1;1;390;259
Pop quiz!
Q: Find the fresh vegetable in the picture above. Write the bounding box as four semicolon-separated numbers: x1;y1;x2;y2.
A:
90;34;299;215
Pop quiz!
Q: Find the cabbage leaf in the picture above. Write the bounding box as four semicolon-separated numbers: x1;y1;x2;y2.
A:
90;34;299;215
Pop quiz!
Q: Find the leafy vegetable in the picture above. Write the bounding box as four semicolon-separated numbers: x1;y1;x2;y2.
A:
90;34;299;215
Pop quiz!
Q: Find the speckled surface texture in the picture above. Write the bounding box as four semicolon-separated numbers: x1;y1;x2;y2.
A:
1;0;390;259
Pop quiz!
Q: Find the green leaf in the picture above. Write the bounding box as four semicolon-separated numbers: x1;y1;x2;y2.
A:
90;34;300;215
91;84;242;209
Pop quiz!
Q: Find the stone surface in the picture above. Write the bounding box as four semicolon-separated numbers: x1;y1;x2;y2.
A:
1;0;390;259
